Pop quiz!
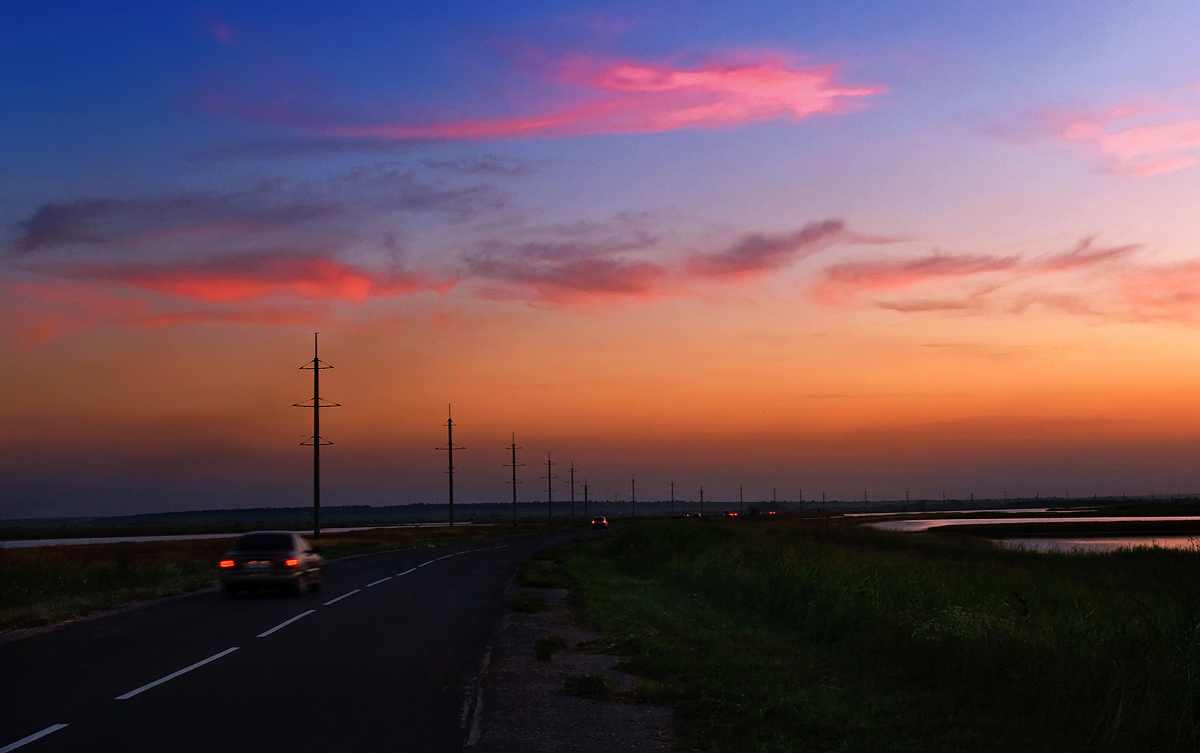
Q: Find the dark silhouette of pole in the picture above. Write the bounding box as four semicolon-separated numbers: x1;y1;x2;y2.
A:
739;484;744;512
505;433;523;527
543;452;556;521
699;486;705;515
670;480;675;516
630;477;636;517
583;480;589;519
569;463;577;517
293;333;339;539
436;405;464;526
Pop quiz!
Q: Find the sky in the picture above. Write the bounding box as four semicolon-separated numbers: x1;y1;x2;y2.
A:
7;0;1200;518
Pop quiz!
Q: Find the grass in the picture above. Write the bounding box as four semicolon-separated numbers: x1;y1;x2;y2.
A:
0;520;581;632
535;634;569;660
553;516;1200;752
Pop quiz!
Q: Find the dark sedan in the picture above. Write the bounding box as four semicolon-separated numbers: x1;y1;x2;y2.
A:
219;531;324;597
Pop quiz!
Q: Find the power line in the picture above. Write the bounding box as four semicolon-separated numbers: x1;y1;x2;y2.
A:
292;332;340;539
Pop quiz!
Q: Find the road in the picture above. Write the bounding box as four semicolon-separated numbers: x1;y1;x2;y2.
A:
0;532;578;752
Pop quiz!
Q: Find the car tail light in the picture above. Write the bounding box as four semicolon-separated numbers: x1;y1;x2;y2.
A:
219;559;235;568
285;558;300;567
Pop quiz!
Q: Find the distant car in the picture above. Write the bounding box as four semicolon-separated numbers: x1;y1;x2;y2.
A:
219;531;324;597
591;516;609;529
722;511;738;517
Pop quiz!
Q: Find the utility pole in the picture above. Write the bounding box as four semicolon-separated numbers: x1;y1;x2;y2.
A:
583;480;589;519
670;480;675;516
293;333;339;539
569;463;577;518
739;484;744;512
543;452;556;522
630;477;636;517
772;487;777;507
699;486;705;515
436;405;464;526
505;433;523;527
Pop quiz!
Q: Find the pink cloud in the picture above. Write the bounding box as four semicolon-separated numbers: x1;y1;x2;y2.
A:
312;56;884;141
812;253;1018;306
1119;262;1200;323
684;220;898;281
36;252;456;304
1049;95;1200;176
812;238;1140;308
2;281;332;343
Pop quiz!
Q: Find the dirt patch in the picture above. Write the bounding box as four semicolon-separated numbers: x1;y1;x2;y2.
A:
469;586;672;752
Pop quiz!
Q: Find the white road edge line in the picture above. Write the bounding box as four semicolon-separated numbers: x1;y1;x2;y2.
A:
323;588;361;606
436;554;454;561
115;647;239;700
417;560;434;567
365;576;392;587
257;609;315;638
0;724;68;753
396;567;416;576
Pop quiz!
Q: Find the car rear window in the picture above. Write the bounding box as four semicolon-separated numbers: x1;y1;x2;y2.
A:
233;533;294;552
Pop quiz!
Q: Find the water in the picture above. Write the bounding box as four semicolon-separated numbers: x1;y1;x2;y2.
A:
868;516;1200;553
870;516;1200;532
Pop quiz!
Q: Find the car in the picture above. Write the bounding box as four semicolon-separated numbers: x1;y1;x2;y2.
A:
219;531;324;597
591;516;609;529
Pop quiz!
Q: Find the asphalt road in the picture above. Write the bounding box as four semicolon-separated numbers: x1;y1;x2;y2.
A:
0;531;580;752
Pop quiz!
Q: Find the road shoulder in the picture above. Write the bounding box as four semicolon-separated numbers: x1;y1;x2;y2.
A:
469;585;672;752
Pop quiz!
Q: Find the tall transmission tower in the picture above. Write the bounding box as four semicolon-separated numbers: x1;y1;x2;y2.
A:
435;405;464;526
292;333;340;539
505;433;523;527
569;463;577;518
543;452;557;521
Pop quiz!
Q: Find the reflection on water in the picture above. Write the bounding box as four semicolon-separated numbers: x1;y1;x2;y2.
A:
870;516;1200;532
997;536;1200;553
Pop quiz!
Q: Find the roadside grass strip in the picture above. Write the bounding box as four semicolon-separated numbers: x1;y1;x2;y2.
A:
256;609;315;638
115;647;240;700
322;588;360;606
0;724;68;753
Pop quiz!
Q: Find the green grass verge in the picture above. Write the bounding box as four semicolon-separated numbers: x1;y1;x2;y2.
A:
0;521;583;632
555;517;1200;752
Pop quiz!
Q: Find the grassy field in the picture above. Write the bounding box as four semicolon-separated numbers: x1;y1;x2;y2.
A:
0;521;577;632
549;516;1200;752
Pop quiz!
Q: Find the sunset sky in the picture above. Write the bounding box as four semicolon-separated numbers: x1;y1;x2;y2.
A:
7;0;1200;518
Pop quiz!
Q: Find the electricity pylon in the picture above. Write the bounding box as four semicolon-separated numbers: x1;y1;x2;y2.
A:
505;433;523;526
292;333;340;539
569;462;577;517
543;452;557;521
435;405;464;526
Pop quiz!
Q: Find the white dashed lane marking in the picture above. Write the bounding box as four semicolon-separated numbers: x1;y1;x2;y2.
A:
0;724;68;753
323;588;361;606
396;567;416;576
115;647;240;700
365;576;392;587
257;610;315;638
